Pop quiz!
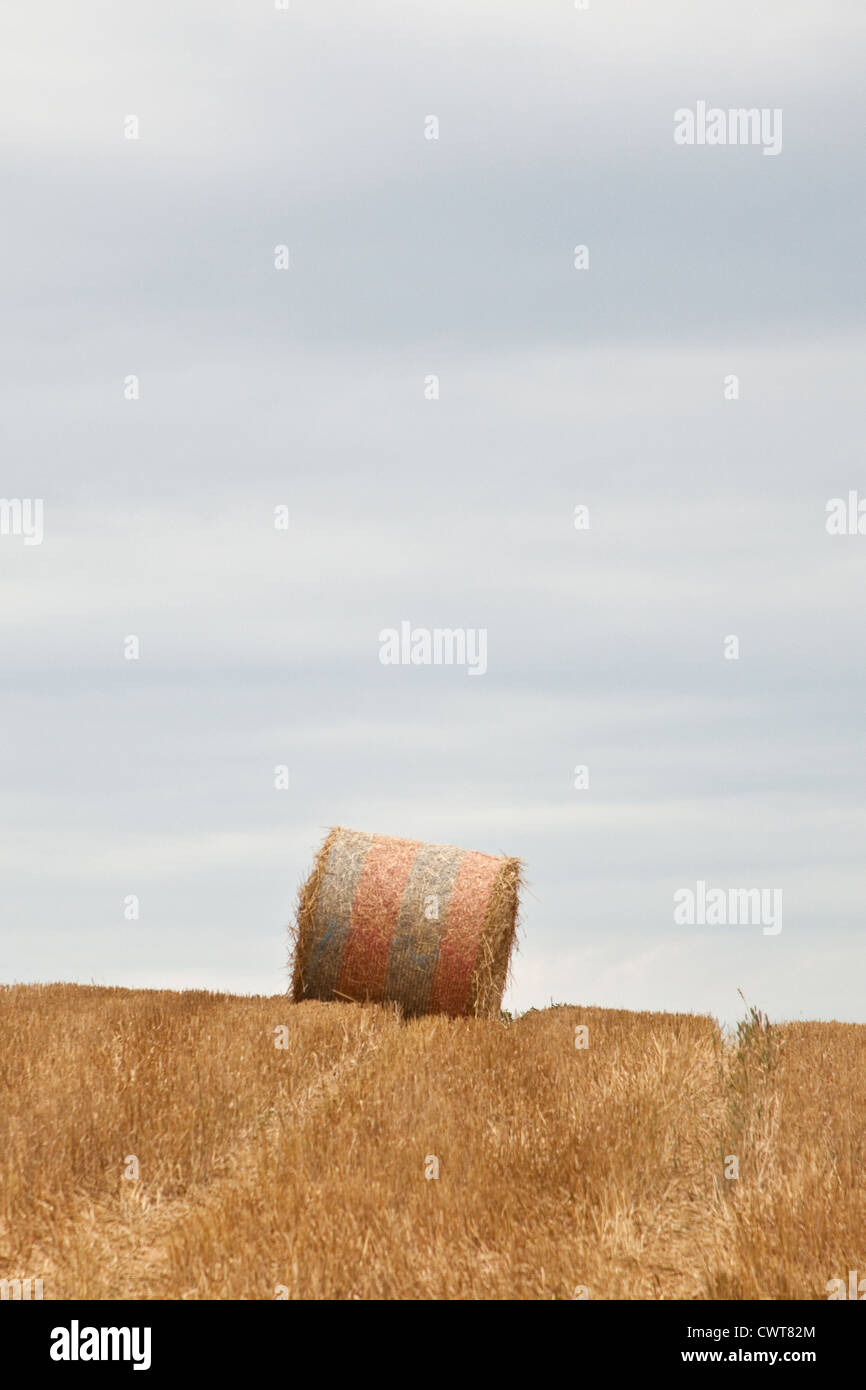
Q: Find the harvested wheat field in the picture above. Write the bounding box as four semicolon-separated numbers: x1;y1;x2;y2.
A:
1;983;864;1300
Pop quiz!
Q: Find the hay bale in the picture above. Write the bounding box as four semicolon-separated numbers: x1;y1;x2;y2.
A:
290;827;521;1018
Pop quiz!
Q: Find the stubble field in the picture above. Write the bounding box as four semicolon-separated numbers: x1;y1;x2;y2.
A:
1;983;863;1300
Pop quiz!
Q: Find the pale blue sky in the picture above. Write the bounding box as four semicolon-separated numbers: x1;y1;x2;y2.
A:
1;0;864;1025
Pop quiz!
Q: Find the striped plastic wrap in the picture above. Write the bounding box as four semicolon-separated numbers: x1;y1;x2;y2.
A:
291;828;521;1018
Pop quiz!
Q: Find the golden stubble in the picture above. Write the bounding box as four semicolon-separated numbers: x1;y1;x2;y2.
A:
1;985;863;1300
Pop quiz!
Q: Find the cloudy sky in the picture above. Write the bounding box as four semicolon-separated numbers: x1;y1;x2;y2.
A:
1;0;864;1025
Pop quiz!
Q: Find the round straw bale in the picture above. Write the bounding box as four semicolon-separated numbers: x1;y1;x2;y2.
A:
290;827;521;1018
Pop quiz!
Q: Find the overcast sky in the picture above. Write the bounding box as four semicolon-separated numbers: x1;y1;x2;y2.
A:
1;0;864;1026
